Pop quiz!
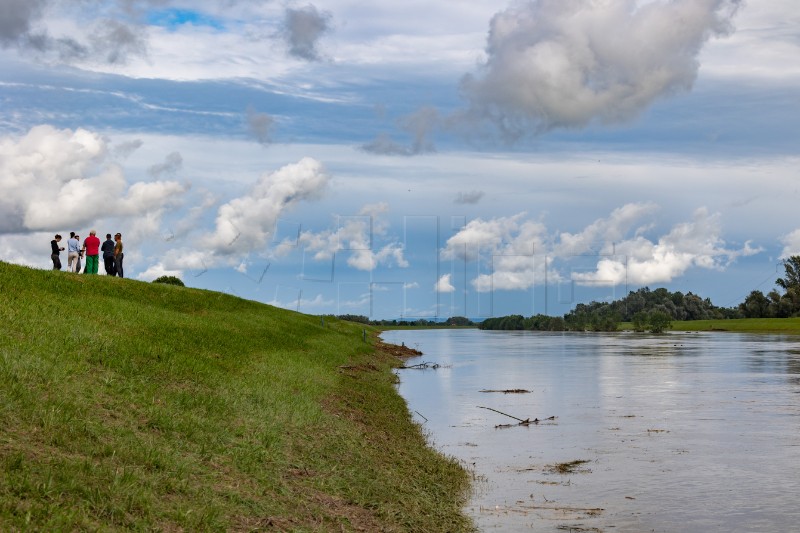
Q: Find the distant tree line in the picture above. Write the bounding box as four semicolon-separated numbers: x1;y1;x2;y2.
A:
479;256;800;331
481;287;731;332
739;256;800;318
335;315;475;327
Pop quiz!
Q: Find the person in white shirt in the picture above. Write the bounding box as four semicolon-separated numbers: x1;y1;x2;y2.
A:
67;232;81;272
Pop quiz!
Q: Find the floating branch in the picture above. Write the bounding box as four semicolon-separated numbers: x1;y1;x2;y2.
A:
400;361;440;370
477;406;556;428
479;389;531;394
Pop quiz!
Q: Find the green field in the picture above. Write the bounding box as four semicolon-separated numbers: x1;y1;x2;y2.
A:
621;317;800;333
0;262;473;531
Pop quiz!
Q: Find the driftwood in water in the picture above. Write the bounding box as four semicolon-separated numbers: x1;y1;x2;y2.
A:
479;389;531;394
400;361;440;370
477;406;556;428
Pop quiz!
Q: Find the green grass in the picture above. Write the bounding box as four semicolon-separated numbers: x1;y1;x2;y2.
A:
0;262;473;532
620;318;800;333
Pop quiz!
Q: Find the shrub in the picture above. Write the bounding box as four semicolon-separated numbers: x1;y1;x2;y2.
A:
152;275;185;287
648;311;672;333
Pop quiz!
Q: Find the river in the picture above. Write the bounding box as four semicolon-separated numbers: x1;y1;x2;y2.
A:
381;329;800;532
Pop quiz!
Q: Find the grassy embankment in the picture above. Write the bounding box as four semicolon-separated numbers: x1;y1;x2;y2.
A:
620;318;800;333
0;261;473;531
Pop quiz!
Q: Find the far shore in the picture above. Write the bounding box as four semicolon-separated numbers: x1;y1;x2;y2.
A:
381;317;800;334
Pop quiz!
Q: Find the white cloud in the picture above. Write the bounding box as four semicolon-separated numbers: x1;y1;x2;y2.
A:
460;0;741;136
779;229;800;259
444;204;760;292
434;273;455;293
555;202;658;256
137;262;183;282
0;125;187;233
277;202;408;272
442;213;547;261
569;207;760;286
206;157;329;257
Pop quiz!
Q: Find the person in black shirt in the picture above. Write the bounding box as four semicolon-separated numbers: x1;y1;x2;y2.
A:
51;234;64;270
101;233;116;276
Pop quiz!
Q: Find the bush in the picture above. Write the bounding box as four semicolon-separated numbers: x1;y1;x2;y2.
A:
631;311;648;332
152;275;185;287
648;311;672;333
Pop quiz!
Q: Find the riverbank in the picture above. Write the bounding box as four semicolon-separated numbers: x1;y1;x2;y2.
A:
620;317;800;333
0;261;473;531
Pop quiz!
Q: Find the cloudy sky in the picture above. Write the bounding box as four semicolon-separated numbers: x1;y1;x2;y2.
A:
1;0;798;319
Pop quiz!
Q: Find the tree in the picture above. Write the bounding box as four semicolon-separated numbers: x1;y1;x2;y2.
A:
153;275;185;286
776;256;800;291
631;311;648;332
445;316;473;326
740;290;771;318
648;311;672;333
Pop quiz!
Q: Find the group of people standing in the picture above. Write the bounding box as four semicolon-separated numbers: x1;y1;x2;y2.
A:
51;231;124;277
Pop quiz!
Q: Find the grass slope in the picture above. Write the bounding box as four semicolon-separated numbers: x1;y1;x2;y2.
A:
0;262;472;532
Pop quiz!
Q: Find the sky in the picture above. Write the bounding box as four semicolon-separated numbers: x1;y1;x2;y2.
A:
1;0;799;320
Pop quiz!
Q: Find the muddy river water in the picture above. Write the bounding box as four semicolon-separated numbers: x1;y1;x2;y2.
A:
382;329;800;532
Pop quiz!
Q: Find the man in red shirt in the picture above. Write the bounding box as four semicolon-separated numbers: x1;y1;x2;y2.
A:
83;230;102;275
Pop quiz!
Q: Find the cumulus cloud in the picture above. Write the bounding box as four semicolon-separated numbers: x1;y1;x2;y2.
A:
555;202;658;256
435;273;455;293
277;202;409;272
137;262;183;282
281;4;331;61
206;157;330;257
147;151;183;177
361;107;439;156
443;203;759;292
460;0;742;138
0;125;187;234
779;229;800;259
454;190;485;205
572;208;760;286
246;107;275;146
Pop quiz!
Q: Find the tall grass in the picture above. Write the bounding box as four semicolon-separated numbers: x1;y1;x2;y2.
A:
0;262;473;531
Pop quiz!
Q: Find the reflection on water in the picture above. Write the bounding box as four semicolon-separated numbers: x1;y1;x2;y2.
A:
383;329;800;532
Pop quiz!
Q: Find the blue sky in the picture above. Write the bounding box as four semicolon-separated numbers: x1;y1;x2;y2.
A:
1;0;799;319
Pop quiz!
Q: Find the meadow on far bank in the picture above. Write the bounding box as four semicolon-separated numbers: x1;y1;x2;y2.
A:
0;261;473;532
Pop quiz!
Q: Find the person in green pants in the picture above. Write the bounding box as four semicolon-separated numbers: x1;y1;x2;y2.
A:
83;230;101;274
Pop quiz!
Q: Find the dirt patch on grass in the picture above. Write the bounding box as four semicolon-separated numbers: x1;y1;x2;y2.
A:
374;337;423;359
232;488;387;533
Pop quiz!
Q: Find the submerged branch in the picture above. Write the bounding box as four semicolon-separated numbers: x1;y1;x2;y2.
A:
399;361;440;370
477;406;556;428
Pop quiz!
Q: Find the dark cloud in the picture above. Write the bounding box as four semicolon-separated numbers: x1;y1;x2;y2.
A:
282;5;331;61
361;107;439;156
90;20;148;64
454;190;485;205
0;0;47;45
112;139;144;159
0;0;146;65
148;151;183;177
246;107;274;146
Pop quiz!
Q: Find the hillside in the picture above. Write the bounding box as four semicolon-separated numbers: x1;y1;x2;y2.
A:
0;262;472;531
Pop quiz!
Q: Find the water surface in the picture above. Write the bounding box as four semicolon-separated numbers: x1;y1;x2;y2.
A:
383;329;800;532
